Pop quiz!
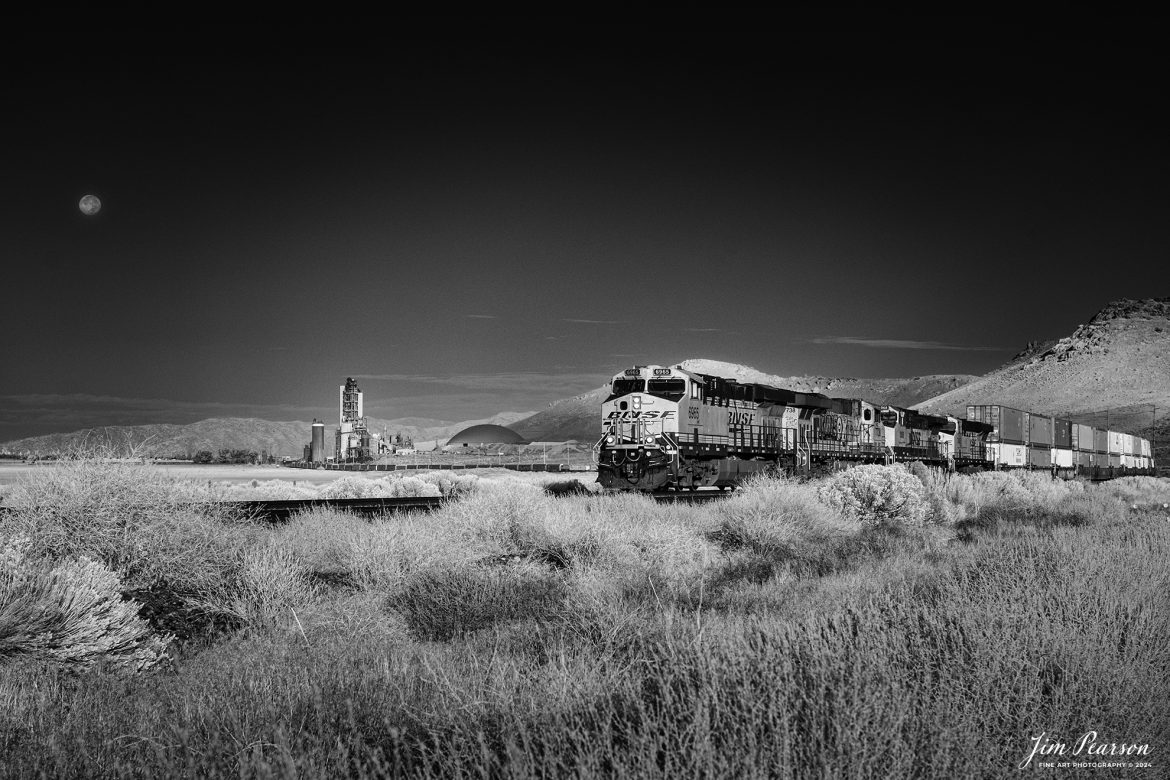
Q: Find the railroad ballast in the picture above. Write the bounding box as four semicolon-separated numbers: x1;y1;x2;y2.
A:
595;364;1156;491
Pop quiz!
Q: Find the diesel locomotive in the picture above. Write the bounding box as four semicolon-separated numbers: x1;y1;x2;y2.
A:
594;364;1156;491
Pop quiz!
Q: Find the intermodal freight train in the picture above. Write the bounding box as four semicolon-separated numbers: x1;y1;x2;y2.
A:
594;364;1156;491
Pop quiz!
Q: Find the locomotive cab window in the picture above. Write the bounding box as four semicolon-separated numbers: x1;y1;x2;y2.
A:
691;382;701;400
608;379;644;400
880;410;900;427
647;378;686;401
863;408;873;422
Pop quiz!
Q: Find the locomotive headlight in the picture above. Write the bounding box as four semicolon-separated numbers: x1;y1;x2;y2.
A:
605;436;615;445
644;436;655;443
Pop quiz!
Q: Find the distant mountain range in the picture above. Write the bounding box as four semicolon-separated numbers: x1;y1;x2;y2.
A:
0;413;530;459
5;298;1167;462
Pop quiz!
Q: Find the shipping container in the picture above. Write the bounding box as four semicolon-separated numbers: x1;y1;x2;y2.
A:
1094;429;1109;453
1072;423;1095;451
1028;445;1052;469
1052;418;1072;449
1142;439;1152;457
1109;453;1122;467
1121;454;1135;469
967;405;1026;445
1052;448;1074;468
1028;414;1053;447
990;442;1027;467
1123;433;1136;455
1108;431;1124;454
1075;449;1093;468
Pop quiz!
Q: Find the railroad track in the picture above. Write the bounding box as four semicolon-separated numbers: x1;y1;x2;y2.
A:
226;496;445;521
227;490;730;520
0;490;731;522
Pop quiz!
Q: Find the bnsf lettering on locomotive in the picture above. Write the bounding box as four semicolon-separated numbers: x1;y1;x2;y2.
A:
728;411;754;426
606;410;676;420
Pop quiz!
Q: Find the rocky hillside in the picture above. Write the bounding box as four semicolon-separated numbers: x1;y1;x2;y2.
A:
916;298;1170;438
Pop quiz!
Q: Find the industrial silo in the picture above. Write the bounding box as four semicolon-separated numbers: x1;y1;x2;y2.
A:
310;419;326;463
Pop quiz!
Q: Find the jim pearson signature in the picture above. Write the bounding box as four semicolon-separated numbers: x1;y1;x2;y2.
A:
1021;731;1152;769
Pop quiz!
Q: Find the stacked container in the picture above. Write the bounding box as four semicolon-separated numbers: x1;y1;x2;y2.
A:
1094;429;1109;459
1027;412;1053;469
1052;418;1074;469
1120;433;1134;468
1071;423;1096;468
1107;431;1123;467
967;405;1027;467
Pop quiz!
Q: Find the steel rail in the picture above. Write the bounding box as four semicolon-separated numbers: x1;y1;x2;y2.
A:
0;490;731;522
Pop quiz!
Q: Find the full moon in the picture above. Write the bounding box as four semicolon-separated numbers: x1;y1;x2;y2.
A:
79;194;101;216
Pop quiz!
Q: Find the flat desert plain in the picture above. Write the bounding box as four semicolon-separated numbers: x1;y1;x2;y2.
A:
0;461;559;489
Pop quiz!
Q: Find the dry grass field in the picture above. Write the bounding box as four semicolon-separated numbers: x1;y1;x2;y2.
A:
1;460;1167;778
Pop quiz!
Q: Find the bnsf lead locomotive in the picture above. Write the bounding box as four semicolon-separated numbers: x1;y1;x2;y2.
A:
594;364;1156;491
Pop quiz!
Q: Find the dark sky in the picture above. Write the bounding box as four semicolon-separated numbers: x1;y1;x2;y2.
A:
2;31;1167;439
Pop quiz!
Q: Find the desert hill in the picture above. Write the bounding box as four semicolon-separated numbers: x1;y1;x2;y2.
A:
1;412;531;459
916;298;1170;437
509;387;611;444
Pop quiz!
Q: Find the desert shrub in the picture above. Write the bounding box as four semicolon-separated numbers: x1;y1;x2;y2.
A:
220;479;319;500
189;543;320;629
716;474;856;555
314;475;387;499
417;472;479;498
0;459;254;595
945;470;1086;518
439;485;555;556
816;464;929;527
941;472;1133;538
306;473;476;500
0;537;170;673
1097;475;1170;507
389;561;573;641
276;508;477;590
543;479;595;497
384;475;444;498
909;467;968;525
